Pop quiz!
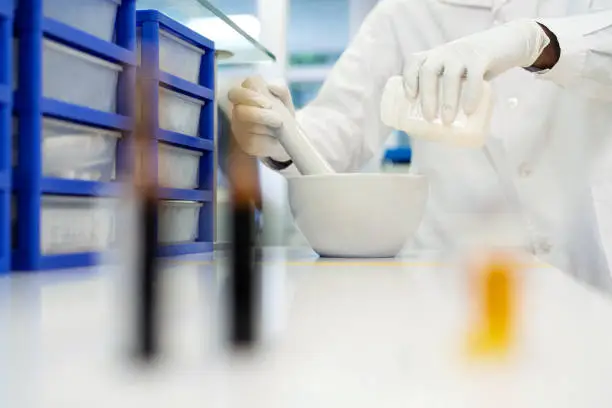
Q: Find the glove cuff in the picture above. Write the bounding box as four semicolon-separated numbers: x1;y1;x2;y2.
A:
262;157;294;171
520;19;552;67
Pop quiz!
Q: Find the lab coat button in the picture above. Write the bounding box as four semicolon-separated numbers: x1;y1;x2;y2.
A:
518;163;532;178
507;97;519;109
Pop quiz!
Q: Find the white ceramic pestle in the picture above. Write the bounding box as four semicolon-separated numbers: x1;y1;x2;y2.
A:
243;76;335;176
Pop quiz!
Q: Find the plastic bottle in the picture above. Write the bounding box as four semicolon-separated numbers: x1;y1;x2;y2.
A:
380;76;493;148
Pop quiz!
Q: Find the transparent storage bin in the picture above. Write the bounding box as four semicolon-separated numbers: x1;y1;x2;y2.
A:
158;87;204;137
44;0;121;42
159;30;205;83
158;143;202;189
136;29;205;84
41;118;121;181
43;40;122;112
159;200;202;244
40;196;116;254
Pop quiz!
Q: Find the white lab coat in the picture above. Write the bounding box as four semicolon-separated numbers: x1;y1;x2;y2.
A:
277;0;612;291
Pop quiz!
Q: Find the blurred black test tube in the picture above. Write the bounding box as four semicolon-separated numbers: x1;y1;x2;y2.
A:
136;196;160;360
230;202;259;346
225;111;262;348
133;71;161;362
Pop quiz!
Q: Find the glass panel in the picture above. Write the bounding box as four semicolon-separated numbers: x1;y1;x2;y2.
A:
287;0;349;56
136;0;276;64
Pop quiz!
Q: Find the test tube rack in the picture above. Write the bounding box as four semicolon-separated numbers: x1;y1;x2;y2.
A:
137;11;215;257
12;0;137;270
0;1;14;275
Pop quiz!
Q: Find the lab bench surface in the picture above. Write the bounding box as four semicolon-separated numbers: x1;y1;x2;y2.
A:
1;248;612;408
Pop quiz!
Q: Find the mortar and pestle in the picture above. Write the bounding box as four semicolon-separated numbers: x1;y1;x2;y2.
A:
244;77;429;258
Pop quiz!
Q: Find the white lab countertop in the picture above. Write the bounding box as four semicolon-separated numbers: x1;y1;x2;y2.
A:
2;248;612;408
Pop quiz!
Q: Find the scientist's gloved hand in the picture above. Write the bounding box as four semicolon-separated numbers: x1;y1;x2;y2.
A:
228;78;295;163
403;19;554;124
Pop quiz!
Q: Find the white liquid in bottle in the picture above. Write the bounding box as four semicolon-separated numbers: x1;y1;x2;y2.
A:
380;76;493;148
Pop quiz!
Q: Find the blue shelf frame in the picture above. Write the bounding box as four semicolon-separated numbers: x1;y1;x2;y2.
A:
0;0;13;275
12;0;136;271
137;10;215;257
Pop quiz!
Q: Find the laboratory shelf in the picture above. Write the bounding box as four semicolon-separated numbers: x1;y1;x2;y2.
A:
38;99;133;131
158;72;214;101
42;18;137;65
0;1;12;19
39;178;122;197
157;129;214;151
138;10;214;257
0;172;10;190
37;252;100;271
0;84;9;104
12;0;137;271
0;2;13;275
158;241;213;257
158;188;213;202
137;9;214;55
136;0;275;65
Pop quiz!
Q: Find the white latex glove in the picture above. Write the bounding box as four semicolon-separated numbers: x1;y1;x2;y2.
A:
228;78;295;163
404;19;550;124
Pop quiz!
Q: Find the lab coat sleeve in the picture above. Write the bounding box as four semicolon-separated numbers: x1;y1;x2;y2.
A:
277;0;405;176
536;10;612;101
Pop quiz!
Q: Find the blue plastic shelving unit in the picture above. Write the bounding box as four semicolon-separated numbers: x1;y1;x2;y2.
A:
0;0;14;274
137;11;215;257
13;0;137;271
